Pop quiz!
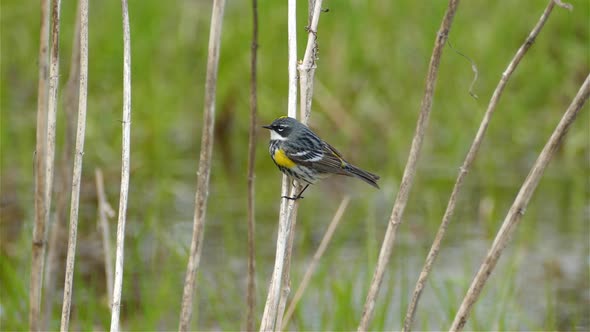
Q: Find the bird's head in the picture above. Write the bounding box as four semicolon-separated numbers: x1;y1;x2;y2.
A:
262;116;301;141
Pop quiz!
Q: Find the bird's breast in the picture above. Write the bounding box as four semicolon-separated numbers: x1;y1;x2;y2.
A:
273;148;296;168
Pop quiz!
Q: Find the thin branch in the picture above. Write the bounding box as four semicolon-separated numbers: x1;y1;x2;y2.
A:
274;205;300;331
59;0;88;329
402;1;566;330
281;196;350;329
260;177;292;331
261;195;299;331
31;0;59;330
450;73;589;331
286;0;298;120
298;0;323;123
259;1;298;330
110;0;132;330
275;1;326;327
178;0;226;330
44;0;81;328
246;0;259;329
261;0;327;329
96;168;115;308
357;1;461;330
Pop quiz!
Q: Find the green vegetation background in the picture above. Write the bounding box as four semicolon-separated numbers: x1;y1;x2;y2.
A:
1;0;589;330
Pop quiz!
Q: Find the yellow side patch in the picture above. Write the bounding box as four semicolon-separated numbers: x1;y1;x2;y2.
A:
274;149;296;168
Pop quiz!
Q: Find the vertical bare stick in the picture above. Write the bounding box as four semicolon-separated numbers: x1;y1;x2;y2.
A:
357;1;460;330
298;0;323;123
30;0;60;330
274;1;327;327
45;0;62;246
402;1;569;330
260;192;299;332
285;0;298;119
281;196;350;329
44;0;81;328
274;204;300;331
246;0;259;329
450;73;589;331
110;0;132;330
96;169;115;308
259;1;298;330
178;0;226;330
59;0;88;329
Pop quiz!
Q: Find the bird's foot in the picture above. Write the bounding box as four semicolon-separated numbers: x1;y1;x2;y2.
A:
281;194;304;201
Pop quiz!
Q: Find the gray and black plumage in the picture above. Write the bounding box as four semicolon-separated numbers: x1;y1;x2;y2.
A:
262;116;379;199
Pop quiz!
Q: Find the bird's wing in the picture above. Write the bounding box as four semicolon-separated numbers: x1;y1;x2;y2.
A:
283;141;348;175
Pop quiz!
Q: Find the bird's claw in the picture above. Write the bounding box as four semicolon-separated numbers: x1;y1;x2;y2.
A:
282;195;304;201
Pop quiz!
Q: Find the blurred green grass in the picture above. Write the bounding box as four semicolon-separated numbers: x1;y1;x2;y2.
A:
1;0;589;330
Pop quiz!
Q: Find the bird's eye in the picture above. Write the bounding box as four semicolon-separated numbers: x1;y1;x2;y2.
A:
277;127;284;132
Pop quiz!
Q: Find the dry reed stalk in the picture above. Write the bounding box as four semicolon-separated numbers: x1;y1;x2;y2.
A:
246;0;259;329
96;169;115;307
285;0;298;120
260;177;297;331
450;73;589;331
401;1;572;330
357;1;461;330
259;1;299;330
274;206;299;331
110;0;132;330
260;1;326;329
281;196;351;329
59;0;88;329
30;0;60;330
43;0;81;328
178;0;226;330
275;1;326;324
298;0;322;123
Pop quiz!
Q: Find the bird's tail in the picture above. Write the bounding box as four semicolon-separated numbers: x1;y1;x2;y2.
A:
344;164;380;188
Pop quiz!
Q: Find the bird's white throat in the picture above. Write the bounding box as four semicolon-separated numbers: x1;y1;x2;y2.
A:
270;130;287;141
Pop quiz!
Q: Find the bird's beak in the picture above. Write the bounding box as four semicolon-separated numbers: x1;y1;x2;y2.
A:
262;125;272;129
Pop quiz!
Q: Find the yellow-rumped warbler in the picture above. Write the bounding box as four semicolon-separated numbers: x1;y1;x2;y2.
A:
263;116;379;200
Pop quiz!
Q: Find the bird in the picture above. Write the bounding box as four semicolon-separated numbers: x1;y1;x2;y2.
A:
262;116;379;200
